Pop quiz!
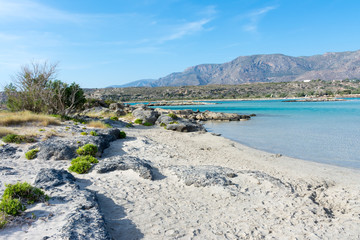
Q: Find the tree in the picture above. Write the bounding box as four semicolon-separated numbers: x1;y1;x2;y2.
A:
5;61;85;115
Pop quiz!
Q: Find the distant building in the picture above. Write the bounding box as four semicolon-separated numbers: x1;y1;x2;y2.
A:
303;80;311;83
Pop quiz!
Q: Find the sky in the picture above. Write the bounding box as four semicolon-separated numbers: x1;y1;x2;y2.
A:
0;0;360;89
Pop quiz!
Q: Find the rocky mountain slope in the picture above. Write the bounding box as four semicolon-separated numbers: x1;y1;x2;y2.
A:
115;50;360;87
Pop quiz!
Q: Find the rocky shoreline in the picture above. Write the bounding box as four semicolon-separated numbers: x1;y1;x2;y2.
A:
1;110;360;239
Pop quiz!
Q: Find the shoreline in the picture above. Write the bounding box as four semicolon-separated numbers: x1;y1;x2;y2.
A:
1;124;360;239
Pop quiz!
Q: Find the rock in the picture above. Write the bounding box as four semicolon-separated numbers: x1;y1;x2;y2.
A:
0;166;18;176
33;168;76;190
33;168;111;240
169;165;236;187
0;144;20;159
94;156;154;180
109;103;125;111
132;108;160;125
156;114;206;132
34;128;121;160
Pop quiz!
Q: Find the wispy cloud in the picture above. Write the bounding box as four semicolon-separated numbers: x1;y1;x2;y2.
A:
0;0;81;22
159;18;212;43
242;6;278;33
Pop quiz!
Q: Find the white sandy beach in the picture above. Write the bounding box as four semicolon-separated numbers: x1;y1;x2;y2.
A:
1;124;360;239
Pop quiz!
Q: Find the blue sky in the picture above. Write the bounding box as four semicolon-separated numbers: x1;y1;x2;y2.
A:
0;0;360;89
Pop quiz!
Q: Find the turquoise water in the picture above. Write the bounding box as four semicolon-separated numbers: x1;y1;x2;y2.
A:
156;99;360;169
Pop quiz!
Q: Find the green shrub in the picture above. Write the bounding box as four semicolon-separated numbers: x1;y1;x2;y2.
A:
89;131;97;136
2;182;48;205
119;131;126;139
110;116;118;121
168;113;178;119
68;159;92;174
143;122;153;126
80;132;88;136
76;144;98;156
160;123;167;127
169;121;179;124
105;123;113;128
25;149;39;160
1;134;35;144
0;196;25;216
71;155;98;164
134;119;143;124
38;129;45;132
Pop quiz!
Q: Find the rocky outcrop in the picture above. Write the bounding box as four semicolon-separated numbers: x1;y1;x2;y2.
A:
132;108;160;125
157;109;252;121
169;165;237;187
33;169;111;240
33;128;121;161
156;114;206;132
109;103;127;116
0;144;21;159
94;156;154;180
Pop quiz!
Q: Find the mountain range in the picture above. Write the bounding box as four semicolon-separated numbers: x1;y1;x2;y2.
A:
109;50;360;88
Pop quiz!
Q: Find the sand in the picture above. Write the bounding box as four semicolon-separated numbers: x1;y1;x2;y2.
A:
1;124;360;239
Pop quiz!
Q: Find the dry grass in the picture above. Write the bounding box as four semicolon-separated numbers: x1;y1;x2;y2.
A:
0;111;60;127
87;121;109;129
85;111;117;119
120;113;135;122
0;127;15;138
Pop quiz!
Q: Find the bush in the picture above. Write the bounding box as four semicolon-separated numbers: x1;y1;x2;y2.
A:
168;113;178;119
68;159;92;174
2;182;48;205
0;196;25;216
71;155;98;164
143;122;153;126
25;149;39;160
89;131;97;136
134;119;143;124
119;131;126;139
69;155;98;174
87;121;110;129
0;182;49;216
110;116;118;121
2;134;35;144
169;121;179;124
80;132;88;136
0;212;6;229
76;144;98;156
160;123;167;127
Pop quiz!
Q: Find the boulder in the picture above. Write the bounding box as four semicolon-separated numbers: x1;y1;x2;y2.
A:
132;108;160;125
0;144;21;159
156;114;205;132
109;103;125;111
93;156;154;180
33;168;76;190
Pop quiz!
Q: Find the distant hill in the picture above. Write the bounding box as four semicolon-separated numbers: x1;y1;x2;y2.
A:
115;50;360;87
107;79;157;88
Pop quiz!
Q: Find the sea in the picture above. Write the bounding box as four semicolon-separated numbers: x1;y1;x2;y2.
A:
155;98;360;169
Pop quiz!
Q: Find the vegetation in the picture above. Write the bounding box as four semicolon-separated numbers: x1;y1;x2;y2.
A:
169;121;179;124
4;61;86;115
90;131;98;136
0;127;14;138
160;123;167;127
143;122;153;126
87;121;110;129
84;79;360;101
125;123;134;128
168;113;178;119
1;134;35;144
68;155;98;174
119;131;126;139
25;149;39;160
0;111;60;127
134;119;143;124
80;132;88;136
110;116;118;121
0;182;48;217
76;144;98;156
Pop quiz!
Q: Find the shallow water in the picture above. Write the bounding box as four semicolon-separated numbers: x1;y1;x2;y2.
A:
158;99;360;169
